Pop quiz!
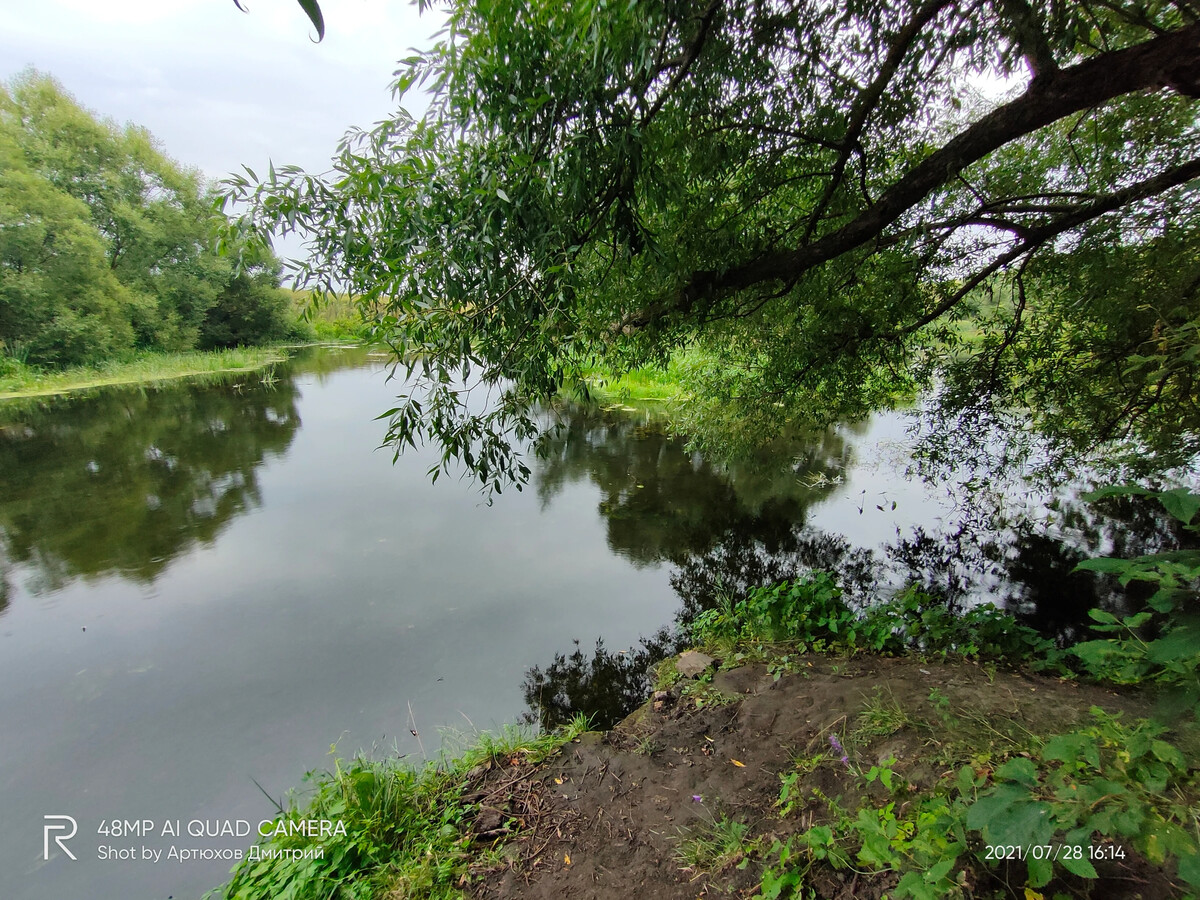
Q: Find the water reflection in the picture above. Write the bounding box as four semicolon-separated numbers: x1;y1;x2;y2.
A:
522;407;1200;729
521;629;683;730
0;376;300;598
535;403;856;566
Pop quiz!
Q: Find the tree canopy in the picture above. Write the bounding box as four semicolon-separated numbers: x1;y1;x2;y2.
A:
226;0;1200;490
0;72;295;368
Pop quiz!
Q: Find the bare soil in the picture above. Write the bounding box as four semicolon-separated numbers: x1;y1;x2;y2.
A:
462;654;1182;900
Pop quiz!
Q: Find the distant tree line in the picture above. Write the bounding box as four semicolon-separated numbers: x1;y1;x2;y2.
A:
0;70;298;368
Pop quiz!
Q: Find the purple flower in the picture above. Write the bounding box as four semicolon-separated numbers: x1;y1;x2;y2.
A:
692;795;703;803
829;734;850;767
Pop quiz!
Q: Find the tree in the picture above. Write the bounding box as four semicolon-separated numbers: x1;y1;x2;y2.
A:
1;72;296;366
225;0;1200;489
0;111;135;365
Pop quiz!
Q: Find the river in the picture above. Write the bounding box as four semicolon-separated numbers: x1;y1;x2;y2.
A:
0;345;1166;900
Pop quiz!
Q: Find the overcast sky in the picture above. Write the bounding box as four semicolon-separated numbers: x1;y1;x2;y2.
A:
2;0;442;259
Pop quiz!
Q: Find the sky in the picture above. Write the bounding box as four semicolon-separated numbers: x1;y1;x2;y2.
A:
1;0;443;259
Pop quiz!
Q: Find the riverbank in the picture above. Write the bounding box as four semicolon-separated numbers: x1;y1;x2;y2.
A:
210;645;1199;900
574;349;699;405
0;346;296;400
471;652;1195;900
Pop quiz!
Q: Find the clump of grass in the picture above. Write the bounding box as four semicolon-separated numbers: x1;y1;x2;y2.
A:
210;714;590;900
676;815;757;874
853;687;918;740
634;735;663;756
652;656;682;691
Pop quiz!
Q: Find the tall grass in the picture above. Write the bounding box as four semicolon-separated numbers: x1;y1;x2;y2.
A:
211;715;590;900
288;289;369;342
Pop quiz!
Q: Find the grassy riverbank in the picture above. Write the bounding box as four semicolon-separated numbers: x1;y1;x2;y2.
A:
575;348;702;405
208;716;590;900
0;346;291;400
208;571;1200;900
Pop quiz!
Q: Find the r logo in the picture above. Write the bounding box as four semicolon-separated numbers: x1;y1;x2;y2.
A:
43;815;77;860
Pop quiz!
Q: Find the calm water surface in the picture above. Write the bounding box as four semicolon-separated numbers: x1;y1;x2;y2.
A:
0;346;1131;900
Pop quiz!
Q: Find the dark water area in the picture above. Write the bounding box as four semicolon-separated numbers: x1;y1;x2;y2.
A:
0;346;1192;900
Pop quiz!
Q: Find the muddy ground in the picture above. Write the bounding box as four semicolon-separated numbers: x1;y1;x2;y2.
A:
460;654;1183;900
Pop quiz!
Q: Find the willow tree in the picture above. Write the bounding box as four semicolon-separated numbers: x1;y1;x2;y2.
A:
227;0;1200;489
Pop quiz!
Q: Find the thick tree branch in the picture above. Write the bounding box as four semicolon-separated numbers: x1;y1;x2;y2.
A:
895;155;1200;336
666;23;1200;317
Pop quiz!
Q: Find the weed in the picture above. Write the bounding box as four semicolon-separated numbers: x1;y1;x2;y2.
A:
679;671;738;710
853;687;917;740
634;735;662;756
758;708;1200;898
681;680;739;710
651;656;682;691
675;815;757;874
688;573;1059;669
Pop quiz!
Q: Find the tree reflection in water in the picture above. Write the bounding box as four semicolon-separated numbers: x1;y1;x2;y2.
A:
523;405;1199;729
0;374;301;599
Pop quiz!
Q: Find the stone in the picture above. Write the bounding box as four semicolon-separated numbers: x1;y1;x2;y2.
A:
676;650;716;678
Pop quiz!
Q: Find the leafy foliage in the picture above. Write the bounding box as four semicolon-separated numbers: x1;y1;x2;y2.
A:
1071;486;1200;720
226;0;1200;486
760;708;1199;898
690;574;1057;667
213;716;590;900
0;71;296;368
967;709;1199;890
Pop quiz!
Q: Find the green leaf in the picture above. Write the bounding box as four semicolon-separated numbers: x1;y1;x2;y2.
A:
926;857;955;882
1059;852;1098;879
1177;851;1200;888
296;0;325;41
1149;739;1185;768
496;188;510;202
1025;855;1053;888
968;786;1054;848
1155;488;1200;525
994;757;1039;787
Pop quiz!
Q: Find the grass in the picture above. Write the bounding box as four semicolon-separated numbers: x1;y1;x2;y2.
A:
852;686;919;740
676;815;758;874
209;714;590;900
288;289;370;342
574;347;708;405
0;346;289;400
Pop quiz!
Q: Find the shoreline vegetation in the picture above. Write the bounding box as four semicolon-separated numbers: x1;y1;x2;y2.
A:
209;556;1200;900
0;346;290;400
0;293;365;402
573;351;697;406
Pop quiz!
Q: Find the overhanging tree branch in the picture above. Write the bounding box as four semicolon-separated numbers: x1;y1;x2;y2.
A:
670;23;1200;314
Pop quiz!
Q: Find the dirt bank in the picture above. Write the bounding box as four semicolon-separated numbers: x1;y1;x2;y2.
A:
460;654;1181;900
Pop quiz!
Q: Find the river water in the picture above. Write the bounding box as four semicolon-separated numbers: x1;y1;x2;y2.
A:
0;346;1161;900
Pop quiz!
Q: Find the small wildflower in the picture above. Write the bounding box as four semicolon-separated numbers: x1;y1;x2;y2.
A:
829;734;850;767
692;795;703;803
